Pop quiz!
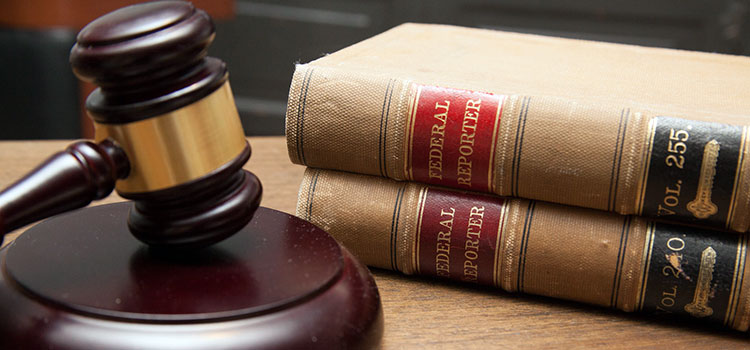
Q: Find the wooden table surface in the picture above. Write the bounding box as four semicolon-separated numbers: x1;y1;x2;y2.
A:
0;137;747;348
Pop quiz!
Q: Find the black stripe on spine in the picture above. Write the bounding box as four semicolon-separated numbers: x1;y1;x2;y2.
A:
390;184;406;271
609;108;630;212
297;68;315;166
610;216;632;308
613;109;630;212
379;79;395;177
517;200;536;293
294;68;311;164
608;109;626;211
383;79;396;178
513;97;532;197
305;169;321;221
510;97;528;197
637;222;655;311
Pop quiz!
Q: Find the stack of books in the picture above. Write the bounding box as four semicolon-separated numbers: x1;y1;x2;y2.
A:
284;23;750;331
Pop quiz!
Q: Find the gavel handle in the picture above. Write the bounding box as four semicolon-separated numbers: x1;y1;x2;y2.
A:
0;140;129;242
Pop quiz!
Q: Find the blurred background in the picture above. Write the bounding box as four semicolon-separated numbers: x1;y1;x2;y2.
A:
1;0;749;139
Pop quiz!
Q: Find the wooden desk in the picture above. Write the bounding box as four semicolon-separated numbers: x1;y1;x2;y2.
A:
1;137;747;348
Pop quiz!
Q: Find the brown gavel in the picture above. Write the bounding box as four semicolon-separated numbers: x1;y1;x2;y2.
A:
0;3;383;349
0;1;261;248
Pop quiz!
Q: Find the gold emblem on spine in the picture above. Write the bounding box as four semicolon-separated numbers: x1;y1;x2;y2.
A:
684;246;716;318
687;140;720;219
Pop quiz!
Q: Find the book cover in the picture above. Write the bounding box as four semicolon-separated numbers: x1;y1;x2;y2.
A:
297;168;750;331
286;23;750;232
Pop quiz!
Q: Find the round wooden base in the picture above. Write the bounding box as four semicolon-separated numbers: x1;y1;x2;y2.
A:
0;203;382;349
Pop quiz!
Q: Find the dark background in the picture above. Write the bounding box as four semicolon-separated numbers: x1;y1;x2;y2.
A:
1;0;749;139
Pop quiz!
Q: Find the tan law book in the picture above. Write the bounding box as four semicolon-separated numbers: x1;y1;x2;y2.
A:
285;23;750;232
296;168;750;331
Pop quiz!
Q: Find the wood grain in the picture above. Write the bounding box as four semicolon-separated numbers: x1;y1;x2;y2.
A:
0;137;747;348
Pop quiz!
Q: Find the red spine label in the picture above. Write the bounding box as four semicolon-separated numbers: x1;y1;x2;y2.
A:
406;85;505;192
415;188;506;286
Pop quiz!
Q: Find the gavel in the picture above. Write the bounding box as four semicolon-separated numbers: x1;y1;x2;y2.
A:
0;2;382;348
0;1;261;248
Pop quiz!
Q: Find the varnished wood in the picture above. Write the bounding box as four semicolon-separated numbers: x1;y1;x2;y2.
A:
0;140;128;237
70;1;225;121
0;202;382;349
1;137;746;349
0;4;382;347
64;1;259;247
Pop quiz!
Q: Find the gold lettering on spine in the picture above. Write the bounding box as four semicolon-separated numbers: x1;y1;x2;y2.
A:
428;101;450;180
684;247;717;317
687;140;720;219
462;205;485;282
435;207;456;277
456;99;481;186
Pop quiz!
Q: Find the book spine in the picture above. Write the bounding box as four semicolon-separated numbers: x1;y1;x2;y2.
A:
286;65;750;232
296;168;750;331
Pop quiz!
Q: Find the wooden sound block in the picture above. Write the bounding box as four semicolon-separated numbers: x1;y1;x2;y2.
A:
0;203;383;349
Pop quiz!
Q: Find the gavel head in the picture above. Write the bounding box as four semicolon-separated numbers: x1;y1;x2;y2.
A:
69;1;262;248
